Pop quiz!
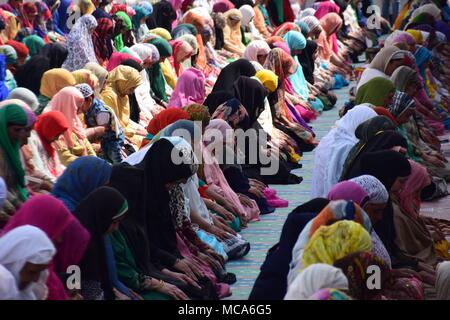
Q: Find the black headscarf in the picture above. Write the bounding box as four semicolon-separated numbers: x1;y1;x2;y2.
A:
204;91;234;115
14;55;51;95
231;0;254;8
233;76;268;127
341;130;407;181
297;40;318;84
212;59;256;94
358;150;412;262
146;0;177;32
359;150;411;191
110;138;194;274
249;198;330;300
74;186;128;300
120;59;143;72
38;42;68;68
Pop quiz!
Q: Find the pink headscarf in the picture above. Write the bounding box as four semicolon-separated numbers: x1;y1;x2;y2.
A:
314;2;340;55
314;1;340;19
327;181;369;207
45;86;86;148
213;0;235;13
2;194;90;300
273;41;291;54
202;126;260;222
396;160;431;219
168;68;206;109
106;52;142;72
317;12;343;61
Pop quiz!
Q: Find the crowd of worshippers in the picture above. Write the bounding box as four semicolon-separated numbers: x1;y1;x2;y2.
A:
0;0;449;300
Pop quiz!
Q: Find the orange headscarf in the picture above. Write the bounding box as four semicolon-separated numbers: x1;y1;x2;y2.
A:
182;10;213;74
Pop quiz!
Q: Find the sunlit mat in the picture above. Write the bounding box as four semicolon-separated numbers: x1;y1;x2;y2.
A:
224;87;349;300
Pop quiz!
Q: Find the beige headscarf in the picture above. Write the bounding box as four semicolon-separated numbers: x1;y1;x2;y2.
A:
369;46;409;73
84;62;109;94
223;9;246;55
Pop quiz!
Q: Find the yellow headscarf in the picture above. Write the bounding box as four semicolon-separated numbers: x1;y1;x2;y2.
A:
149;28;173;41
40;69;77;98
161;60;177;89
406;29;423;44
255;70;279;93
302;220;373;268
79;0;95;15
72;69;99;90
101;66;142;139
1;11;19;42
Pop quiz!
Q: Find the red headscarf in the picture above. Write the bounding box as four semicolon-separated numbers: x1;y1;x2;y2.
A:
141;108;190;148
6;40;29;60
35;111;69;159
2;194;90;300
373;107;399;126
92;18;114;65
147;108;190;135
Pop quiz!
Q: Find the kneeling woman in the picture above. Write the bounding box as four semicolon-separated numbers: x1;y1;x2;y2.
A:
110;137;231;299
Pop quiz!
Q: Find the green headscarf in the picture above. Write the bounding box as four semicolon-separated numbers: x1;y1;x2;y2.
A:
145;38;173;102
120;46;136;57
116;11;132;30
274;0;284;23
355;77;396;107
0;103;28;200
148;37;173;58
22;35;45;57
114;12;133;52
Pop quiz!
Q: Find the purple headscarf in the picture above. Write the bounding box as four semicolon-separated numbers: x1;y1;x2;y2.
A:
327;181;369;207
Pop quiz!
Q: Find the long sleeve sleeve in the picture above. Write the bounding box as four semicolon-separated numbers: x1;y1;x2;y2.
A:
54;137;78;167
110;232;147;292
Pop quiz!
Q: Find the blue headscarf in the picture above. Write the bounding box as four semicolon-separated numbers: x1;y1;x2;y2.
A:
283;31;309;100
0;55;10;101
57;0;72;34
52;156;112;212
296;21;310;37
414;45;432;80
132;4;153;31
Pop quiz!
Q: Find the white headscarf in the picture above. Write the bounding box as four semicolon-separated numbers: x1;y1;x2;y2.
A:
243;40;271;62
62;15;98;71
300;16;321;32
0;225;56;300
0;264;19;300
7;88;40;112
299;8;316;19
0;177;6;211
436;261;450;300
311;105;377;198
285;264;349;300
410;3;442;21
350;175;389;205
239;5;255;27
